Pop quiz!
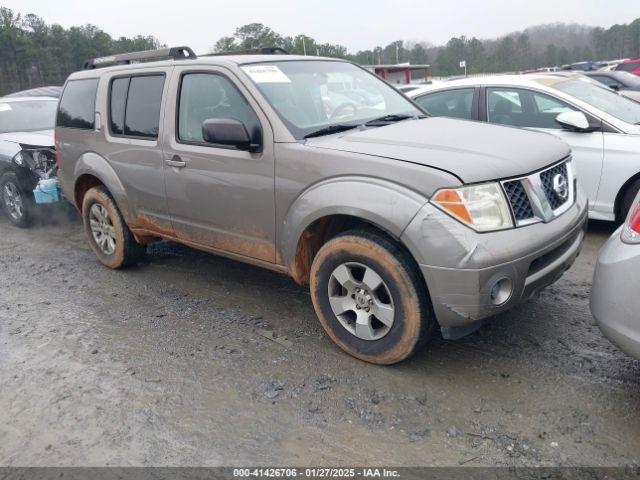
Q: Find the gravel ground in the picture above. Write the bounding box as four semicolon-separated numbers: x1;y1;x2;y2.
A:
0;212;639;467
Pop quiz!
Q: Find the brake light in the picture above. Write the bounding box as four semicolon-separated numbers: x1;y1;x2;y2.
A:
54;130;60;168
621;194;640;244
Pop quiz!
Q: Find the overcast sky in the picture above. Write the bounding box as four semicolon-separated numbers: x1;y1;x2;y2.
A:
3;0;636;54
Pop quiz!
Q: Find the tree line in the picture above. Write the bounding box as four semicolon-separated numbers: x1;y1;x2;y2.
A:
215;19;640;77
0;6;638;96
0;7;159;96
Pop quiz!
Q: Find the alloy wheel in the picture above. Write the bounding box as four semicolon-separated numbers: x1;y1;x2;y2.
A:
327;262;395;341
2;182;23;222
89;203;117;255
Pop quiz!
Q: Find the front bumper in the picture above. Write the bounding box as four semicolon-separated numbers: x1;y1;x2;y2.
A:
401;186;588;336
590;227;640;360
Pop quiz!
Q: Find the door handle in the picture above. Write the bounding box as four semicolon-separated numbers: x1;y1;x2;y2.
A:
165;155;186;168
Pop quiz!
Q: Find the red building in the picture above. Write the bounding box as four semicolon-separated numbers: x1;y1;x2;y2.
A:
365;63;430;84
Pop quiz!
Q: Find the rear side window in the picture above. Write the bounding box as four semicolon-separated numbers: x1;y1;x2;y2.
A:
109;74;165;139
57;79;99;129
414;88;475;120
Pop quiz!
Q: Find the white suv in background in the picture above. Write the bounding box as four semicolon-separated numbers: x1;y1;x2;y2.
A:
408;73;640;222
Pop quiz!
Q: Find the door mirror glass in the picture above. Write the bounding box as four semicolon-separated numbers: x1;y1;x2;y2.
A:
202;118;254;150
555;111;591;132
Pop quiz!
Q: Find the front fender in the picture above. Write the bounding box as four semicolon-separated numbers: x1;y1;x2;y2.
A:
73;152;132;221
281;176;428;268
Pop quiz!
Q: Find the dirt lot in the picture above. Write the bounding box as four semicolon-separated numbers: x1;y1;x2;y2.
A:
1;212;639;467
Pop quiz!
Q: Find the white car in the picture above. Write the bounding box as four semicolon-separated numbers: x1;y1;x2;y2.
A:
408;73;640;221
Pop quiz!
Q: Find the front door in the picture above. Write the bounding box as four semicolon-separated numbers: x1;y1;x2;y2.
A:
161;67;276;263
484;87;604;210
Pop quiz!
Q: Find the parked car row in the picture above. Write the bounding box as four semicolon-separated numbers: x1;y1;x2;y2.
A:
560;58;640;76
0;47;637;365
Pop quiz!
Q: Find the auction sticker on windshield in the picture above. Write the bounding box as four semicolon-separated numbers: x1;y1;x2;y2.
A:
241;65;291;83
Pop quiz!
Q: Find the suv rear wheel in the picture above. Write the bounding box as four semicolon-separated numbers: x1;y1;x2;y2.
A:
310;229;432;364
82;186;146;268
1;172;33;228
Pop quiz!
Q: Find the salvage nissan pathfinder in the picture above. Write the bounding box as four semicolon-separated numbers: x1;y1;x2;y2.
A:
56;46;588;364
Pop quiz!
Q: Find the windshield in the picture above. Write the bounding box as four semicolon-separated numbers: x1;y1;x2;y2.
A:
0;99;58;133
241;61;423;139
553;78;640;125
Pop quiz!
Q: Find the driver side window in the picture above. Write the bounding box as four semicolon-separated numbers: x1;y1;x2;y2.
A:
178;73;259;144
486;88;576;130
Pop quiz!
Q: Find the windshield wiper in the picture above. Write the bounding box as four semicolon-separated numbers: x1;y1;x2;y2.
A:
303;124;359;139
363;113;426;126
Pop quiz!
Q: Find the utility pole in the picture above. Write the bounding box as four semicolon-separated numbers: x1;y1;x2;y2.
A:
396;43;399;64
302;36;307;56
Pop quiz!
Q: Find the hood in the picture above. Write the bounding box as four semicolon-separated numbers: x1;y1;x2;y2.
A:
0;129;54;148
305;118;570;184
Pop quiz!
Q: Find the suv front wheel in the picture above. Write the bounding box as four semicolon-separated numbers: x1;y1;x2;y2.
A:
82;186;146;269
310;229;433;364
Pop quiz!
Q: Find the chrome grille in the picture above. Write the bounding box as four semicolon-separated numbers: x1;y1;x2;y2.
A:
501;158;575;227
503;180;534;221
540;162;570;210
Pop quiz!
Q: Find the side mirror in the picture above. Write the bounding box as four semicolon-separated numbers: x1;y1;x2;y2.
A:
609;84;620;91
202;118;259;152
555;111;594;132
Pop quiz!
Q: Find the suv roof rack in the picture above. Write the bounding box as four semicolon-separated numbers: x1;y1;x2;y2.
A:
84;46;197;70
203;47;289;57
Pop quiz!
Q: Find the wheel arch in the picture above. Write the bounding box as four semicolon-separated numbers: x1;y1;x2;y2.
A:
72;152;132;221
282;178;429;285
614;170;640;221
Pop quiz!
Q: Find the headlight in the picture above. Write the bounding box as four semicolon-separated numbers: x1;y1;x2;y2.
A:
12;151;25;166
431;183;514;232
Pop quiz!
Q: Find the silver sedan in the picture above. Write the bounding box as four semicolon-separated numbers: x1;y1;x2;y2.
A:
591;190;640;359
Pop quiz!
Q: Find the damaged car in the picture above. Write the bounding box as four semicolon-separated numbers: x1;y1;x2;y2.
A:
0;93;61;227
57;47;588;364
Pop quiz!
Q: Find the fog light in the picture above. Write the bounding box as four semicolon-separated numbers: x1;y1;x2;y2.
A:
490;277;513;306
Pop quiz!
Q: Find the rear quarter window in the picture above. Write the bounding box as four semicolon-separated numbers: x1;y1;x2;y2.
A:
57;78;99;129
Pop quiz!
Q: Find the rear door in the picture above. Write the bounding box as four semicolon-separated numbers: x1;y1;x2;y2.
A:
482;86;604;209
101;67;174;234
161;66;276;263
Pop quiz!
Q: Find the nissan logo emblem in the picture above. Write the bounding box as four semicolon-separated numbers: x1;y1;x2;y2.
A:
552;173;569;201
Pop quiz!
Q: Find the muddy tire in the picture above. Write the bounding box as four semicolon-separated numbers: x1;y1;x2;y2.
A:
1;172;33;228
81;186;146;269
310;229;432;365
619;179;640;223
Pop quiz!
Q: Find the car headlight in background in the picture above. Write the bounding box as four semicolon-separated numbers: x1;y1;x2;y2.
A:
621;192;640;244
12;148;56;175
431;183;514;232
12;151;25;166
